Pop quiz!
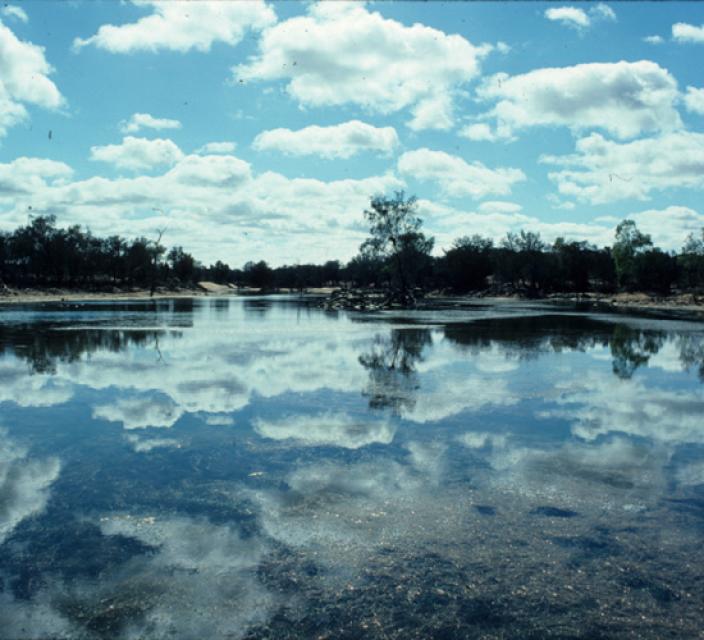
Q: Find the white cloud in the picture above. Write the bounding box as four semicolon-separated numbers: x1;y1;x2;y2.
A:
545;7;590;29
120;112;182;134
475;60;681;140
545;4;615;29
458;122;515;142
496;41;511;54
478;200;523;214
398;148;525;199
591;3;617;21
125;433;181;452
253;412;395;449
0;147;405;265
253;120;398;159
235;2;491;131
416;198;614;249
196;141;237;155
1;5;28;23
550;370;704;447
0;430;61;544
0;20;64;138
92;394;184;429
0;156;72;197
643;34;664;45
672;22;704;44
684;86;704;115
542;131;704;204
89;136;184;171
628;206;704;251
459;431;508;450
73;0;276;53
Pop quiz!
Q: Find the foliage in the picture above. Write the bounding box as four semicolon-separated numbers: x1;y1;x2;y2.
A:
1;212;704;297
442;235;493;291
612;220;653;289
360;192;434;296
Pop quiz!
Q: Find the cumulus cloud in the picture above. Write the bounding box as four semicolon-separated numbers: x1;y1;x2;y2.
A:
643;34;664;45
0;156;72;198
120;112;182;134
0;147;403;265
415;198;614;249
0;430;61;544
545;6;590;29
253;412;395;449
234;2;491;131
252;120;399;159
541;131;704;204
474;60;681;140
684;86;704;115
628;206;704;251
0;20;64;138
458;122;514;143
397;148;525;199
89;136;184;171
545;4;616;29
1;5;28;22
73;0;276;53
196;141;237;155
672;22;704;44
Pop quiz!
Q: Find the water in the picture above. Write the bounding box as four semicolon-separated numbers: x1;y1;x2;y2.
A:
1;296;704;639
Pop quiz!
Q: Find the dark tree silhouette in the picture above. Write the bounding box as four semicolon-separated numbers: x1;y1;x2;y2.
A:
360;192;434;303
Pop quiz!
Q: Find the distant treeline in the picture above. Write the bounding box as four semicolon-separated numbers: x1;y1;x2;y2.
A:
1;213;704;295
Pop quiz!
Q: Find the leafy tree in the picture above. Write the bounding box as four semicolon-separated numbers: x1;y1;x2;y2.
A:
500;230;548;292
360;192;434;299
634;249;677;294
612;220;652;289
210;260;231;284
168;246;196;283
552;238;593;293
443;235;493;291
244;260;274;289
678;229;704;289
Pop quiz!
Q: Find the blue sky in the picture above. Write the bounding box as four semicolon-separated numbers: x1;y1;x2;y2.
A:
1;1;704;265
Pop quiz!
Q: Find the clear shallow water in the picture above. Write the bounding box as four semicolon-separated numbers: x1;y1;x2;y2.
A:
1;296;704;639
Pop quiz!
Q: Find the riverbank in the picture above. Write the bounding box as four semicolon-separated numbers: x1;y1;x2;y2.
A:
0;281;241;305
1;285;703;320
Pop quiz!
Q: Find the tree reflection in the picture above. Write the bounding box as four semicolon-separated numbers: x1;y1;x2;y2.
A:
443;315;611;361
442;315;703;382
358;328;432;414
0;325;179;374
610;326;665;379
678;334;704;381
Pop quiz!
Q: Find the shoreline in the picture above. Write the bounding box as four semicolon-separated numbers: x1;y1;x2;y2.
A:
1;287;703;320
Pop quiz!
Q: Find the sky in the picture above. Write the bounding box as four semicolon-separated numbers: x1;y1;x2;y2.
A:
1;0;704;266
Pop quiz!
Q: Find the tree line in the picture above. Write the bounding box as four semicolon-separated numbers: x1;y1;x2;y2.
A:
1;195;704;296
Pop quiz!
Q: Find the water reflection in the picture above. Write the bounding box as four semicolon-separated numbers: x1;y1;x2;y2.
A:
358;328;431;414
1;299;704;638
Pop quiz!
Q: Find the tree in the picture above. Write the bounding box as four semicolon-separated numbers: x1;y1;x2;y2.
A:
168;246;196;283
360;191;434;301
634;249;677;294
499;230;548;292
443;235;493;291
678;229;704;290
553;238;592;293
612;220;652;290
244;260;274;289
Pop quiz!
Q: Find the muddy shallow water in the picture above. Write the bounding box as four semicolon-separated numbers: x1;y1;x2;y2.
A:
1;296;703;639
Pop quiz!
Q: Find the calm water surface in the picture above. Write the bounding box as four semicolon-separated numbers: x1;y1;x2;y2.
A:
1;296;704;639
